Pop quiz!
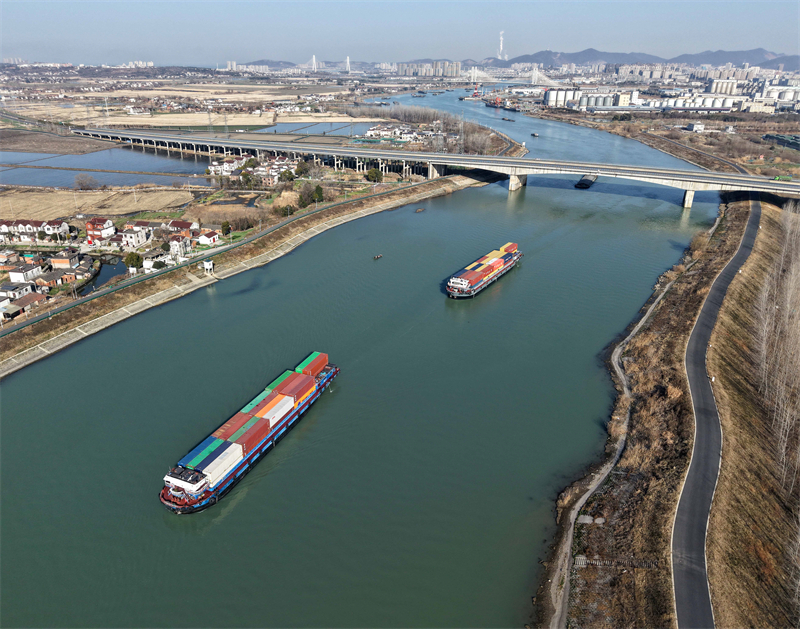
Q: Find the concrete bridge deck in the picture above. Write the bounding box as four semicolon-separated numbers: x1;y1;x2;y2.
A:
73;127;800;207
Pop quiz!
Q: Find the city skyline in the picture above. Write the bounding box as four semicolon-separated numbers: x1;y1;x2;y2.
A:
1;0;798;67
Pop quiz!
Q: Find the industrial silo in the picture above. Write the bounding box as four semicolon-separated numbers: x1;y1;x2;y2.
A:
667;99;676;107
545;91;557;106
676;99;685;107
579;96;588;107
587;96;596;106
723;98;734;108
565;90;575;102
555;91;566;106
603;96;613;106
713;98;723;108
703;98;714;107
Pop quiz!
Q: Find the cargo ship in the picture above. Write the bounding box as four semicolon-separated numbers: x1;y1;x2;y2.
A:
160;352;339;514
446;243;522;298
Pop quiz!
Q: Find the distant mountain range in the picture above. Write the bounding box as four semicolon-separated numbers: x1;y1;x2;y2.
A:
478;48;791;68
246;48;798;72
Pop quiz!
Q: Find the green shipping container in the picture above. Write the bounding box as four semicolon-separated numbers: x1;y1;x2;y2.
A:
187;438;224;469
230;415;265;442
265;370;295;394
241;389;273;413
295;352;321;374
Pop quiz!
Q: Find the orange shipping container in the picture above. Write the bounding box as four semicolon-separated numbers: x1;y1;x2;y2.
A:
300;353;328;377
254;392;284;418
501;242;518;253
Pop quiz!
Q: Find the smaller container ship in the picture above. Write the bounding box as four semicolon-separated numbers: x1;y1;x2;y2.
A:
160;352;339;514
446;243;522;298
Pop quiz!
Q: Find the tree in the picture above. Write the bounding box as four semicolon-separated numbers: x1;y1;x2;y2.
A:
221;221;231;236
153;260;166;270
37;231;47;241
160;242;170;252
124;252;143;269
75;174;99;190
366;168;383;183
279;169;295;182
295;160;310;176
313;185;324;203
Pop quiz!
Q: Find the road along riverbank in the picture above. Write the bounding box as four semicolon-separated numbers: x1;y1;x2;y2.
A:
0;173;492;379
535;193;754;628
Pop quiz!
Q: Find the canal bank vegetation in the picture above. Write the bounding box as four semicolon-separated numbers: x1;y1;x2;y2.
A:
705;198;797;628
538;194;753;628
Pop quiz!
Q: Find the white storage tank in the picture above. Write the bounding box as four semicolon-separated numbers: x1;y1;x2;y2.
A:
555;91;566;106
723;98;734;108
545;91;557;106
579;96;588;107
676;99;685;107
668;99;676;107
713;98;723;108
587;96;596;106
603;96;613;106
565;90;575;102
703;98;714;107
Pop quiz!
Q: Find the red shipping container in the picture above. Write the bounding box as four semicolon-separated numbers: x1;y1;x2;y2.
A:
213;412;255;441
273;372;305;395
461;270;482;286
502;242;518;253
279;374;316;402
301;353;328;377
235;417;273;456
490;259;503;270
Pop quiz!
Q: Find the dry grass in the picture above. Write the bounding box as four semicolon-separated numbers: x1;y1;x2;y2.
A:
564;197;752;628
0;129;113;154
0;189;193;221
706;202;795;628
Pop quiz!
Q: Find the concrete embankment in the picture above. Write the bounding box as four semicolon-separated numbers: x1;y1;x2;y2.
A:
0;174;488;380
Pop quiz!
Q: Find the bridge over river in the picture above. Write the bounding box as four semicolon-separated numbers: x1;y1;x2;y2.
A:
74;127;800;208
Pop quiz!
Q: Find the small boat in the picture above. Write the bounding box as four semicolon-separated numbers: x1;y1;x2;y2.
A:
415;207;425;213
374;254;383;260
502;117;515;122
531;133;539;137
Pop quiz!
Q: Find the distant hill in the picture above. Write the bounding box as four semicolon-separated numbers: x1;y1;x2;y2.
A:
666;48;781;66
245;59;296;69
760;55;800;71
461;48;787;69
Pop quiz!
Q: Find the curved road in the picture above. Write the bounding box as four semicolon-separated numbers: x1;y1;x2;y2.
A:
672;193;761;628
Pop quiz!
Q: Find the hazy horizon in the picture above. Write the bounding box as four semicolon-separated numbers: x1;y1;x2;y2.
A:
2;0;798;67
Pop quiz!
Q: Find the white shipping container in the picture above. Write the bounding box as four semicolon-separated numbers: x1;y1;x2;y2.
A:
204;442;244;487
263;395;294;426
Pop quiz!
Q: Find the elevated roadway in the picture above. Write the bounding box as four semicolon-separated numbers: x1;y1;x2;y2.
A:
73;128;800;207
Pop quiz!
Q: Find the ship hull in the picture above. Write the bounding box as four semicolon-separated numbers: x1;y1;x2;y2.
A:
160;366;339;514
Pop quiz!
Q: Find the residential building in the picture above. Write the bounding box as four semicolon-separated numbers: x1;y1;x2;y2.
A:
49;248;80;269
9;264;43;283
121;229;147;249
0;282;34;299
169;235;191;257
198;231;220;246
86;217;115;242
35;270;65;287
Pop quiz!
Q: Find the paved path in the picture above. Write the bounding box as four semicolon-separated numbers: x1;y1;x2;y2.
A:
672;193;761;629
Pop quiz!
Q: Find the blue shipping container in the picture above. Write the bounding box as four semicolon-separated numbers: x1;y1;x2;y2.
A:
194;441;233;472
177;436;217;468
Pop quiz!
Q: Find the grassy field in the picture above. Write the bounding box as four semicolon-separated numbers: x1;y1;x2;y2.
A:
706;200;795;628
0;189;194;221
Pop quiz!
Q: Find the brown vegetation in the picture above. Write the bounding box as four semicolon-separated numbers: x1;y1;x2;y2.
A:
0;128;113;154
706;200;796;628
0;188;194;221
561;196;751;628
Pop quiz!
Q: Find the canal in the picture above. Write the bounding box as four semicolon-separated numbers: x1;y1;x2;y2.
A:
0;94;719;627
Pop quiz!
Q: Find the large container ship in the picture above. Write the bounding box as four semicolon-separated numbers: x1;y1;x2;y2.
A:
160;352;339;514
446;243;522;298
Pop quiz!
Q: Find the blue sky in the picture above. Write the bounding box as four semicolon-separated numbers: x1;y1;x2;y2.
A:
1;1;798;66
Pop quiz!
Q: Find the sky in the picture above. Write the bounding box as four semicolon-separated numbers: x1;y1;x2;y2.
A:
1;0;798;66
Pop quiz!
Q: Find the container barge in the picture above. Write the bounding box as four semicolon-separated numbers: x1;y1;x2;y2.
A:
160;352;339;514
446;242;522;298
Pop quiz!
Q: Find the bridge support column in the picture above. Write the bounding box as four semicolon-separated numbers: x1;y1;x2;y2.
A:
428;162;442;180
402;161;410;179
683;190;695;208
379;158;386;175
509;174;527;191
355;158;363;173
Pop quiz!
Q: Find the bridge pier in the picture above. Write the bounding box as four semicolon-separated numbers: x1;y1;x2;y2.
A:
402;160;410;179
428;162;443;180
509;174;527;191
683;190;695;208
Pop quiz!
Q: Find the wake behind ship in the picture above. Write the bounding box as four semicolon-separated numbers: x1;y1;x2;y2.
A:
160;352;339;514
446;243;522;298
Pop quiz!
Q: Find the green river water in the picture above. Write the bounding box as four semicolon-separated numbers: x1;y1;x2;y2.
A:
1;97;720;627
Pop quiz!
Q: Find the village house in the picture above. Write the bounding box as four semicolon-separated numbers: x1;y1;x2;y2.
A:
86;217;116;244
35;270;65;288
2;291;47;320
0;250;21;270
197;231;220;246
49;248;80;269
9;264;43;283
169;234;192;257
0;282;34;300
121;229;147;249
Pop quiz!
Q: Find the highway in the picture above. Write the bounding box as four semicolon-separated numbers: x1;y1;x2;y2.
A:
672;192;761;629
73;127;800;198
